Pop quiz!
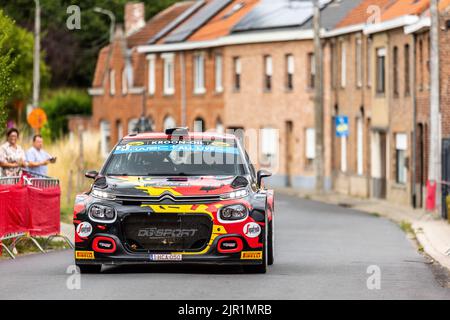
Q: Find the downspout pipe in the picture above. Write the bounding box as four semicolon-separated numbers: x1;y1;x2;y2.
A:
412;34;417;208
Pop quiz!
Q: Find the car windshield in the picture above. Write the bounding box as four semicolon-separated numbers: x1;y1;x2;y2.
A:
103;138;247;176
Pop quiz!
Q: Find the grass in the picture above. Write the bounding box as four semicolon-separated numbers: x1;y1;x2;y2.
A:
1;238;70;259
370;212;381;218
399;220;414;235
20;131;103;224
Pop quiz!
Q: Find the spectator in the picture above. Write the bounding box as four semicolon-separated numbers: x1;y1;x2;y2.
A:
0;128;27;177
26;135;56;176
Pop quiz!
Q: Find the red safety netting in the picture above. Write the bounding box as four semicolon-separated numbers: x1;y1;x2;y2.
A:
0;181;60;238
28;186;61;236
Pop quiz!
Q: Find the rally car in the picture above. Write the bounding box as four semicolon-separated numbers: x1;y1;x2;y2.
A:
73;127;274;273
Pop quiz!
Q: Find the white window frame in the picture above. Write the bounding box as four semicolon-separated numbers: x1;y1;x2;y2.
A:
194;52;206;94
356;37;363;88
163;116;176;130
215;54;223;93
264;55;273;91
234;57;241;90
306;128;316;160
286;54;294;90
395;133;408;184
341;136;347;173
356;117;364;175
122;69;128;95
110;69;116;96
147;54;156;96
162;53;175;95
341;40;347;88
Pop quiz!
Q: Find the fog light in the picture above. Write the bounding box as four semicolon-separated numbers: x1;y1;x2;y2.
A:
218;237;243;253
93;237;116;254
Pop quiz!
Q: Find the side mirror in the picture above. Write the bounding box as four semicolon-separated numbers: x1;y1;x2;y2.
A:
85;171;99;180
257;169;272;186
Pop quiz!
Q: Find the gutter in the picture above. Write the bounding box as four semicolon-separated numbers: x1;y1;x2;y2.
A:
404;17;431;34
364;15;419;35
138;29;314;53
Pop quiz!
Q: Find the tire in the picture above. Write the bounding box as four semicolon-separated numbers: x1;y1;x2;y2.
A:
268;218;274;266
77;264;102;274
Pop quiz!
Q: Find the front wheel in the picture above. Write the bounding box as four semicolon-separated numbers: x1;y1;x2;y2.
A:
77;264;102;274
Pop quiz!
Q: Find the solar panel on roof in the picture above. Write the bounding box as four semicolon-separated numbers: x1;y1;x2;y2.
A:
232;0;331;32
164;0;233;43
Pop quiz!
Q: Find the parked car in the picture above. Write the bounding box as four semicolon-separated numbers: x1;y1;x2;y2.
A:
73;128;274;273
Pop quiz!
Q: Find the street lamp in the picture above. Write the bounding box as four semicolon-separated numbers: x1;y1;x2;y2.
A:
93;7;116;43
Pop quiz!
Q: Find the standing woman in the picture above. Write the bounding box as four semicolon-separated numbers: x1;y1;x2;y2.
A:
0;128;28;177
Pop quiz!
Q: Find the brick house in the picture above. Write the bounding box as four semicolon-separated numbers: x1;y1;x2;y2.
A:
84;0;450;205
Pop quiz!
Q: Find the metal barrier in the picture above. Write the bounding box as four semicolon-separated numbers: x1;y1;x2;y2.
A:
0;173;73;259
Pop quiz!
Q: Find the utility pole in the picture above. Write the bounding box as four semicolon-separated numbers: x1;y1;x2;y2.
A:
32;0;41;110
313;0;325;194
429;0;441;212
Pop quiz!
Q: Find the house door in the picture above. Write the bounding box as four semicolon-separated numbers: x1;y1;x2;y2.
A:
417;124;425;208
441;139;450;219
379;132;387;199
285;121;294;187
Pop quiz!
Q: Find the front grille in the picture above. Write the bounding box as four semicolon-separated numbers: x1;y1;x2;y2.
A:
114;194;222;205
122;213;213;252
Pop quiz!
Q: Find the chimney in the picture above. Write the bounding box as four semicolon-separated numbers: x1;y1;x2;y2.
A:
125;2;145;36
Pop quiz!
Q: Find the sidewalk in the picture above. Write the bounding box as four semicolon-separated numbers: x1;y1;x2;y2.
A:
277;188;450;270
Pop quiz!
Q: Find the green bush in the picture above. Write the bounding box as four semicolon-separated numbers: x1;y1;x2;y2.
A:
42;89;91;140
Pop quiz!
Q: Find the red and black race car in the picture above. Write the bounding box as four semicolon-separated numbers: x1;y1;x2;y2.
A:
73;128;274;273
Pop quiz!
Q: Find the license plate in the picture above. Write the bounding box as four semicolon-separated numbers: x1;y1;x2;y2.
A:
149;254;182;261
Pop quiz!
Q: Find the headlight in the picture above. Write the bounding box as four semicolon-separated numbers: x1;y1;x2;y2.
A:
220;189;248;200
91;189;116;200
219;204;248;222
89;204;117;223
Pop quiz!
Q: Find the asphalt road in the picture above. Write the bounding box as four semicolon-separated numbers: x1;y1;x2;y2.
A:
0;193;449;300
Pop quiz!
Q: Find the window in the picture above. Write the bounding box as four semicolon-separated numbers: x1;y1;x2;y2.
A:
286;54;294;91
376;48;386;94
356;116;364;175
308;53;315;89
128;118;139;134
264;55;272;91
122;69;128;95
147;54;156;95
216;118;224;134
100;120;111;157
260;128;278;167
163;116;176;130
393;46;399;96
356;37;362;88
331;42;337;89
194;118;205;132
215;54;223;93
109;70;116;96
233;57;241;91
305;128;315;169
367;37;372;87
404;44;410;95
117;120;123;141
162;53;175;95
194;53;205;94
341;136;347;173
419;40;424;90
341;41;347;88
396;133;408;184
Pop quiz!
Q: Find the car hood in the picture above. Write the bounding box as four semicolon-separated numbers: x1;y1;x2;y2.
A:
103;176;238;197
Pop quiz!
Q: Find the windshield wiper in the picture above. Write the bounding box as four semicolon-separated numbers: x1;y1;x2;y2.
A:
106;173;129;176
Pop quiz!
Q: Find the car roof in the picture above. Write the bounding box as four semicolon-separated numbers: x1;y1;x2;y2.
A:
122;131;238;141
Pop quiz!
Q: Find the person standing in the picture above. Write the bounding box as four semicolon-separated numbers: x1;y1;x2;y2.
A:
0;128;27;177
26;134;56;176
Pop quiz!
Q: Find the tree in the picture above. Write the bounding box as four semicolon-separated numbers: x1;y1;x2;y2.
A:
0;0;179;88
0;10;17;130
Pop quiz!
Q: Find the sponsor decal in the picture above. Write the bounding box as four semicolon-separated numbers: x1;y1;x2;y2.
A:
241;251;263;260
138;228;197;238
127;141;145;146
243;222;261;238
76;222;93;238
75;251;95;260
149;254;183;261
114;144;239;155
